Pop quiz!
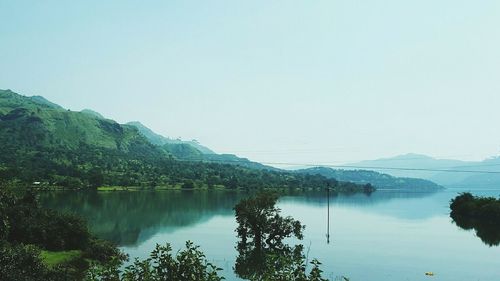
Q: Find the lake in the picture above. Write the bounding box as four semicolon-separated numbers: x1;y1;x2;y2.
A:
40;188;500;281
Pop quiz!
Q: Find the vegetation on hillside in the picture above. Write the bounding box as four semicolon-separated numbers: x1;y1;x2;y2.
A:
450;192;500;246
127;121;215;154
127;121;275;170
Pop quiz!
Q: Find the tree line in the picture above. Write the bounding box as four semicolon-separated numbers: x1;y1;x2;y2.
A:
0;142;373;193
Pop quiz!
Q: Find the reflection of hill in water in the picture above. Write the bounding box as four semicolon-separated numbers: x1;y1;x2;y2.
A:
40;190;443;246
282;190;444;220
40;191;244;246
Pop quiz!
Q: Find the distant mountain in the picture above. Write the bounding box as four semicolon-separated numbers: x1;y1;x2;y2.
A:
350;153;500;188
296;167;443;191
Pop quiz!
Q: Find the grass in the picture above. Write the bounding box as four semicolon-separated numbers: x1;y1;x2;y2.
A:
41;250;82;267
97;185;181;191
96;184;228;192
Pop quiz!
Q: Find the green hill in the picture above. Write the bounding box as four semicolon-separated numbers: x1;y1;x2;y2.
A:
0;89;62;113
0;90;148;151
0;89;370;192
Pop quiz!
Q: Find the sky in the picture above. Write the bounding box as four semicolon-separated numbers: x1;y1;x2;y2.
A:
1;0;500;165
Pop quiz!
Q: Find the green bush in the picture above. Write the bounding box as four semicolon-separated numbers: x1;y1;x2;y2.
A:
85;242;223;281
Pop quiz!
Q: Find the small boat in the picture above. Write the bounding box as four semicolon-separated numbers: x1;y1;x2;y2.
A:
425;272;435;276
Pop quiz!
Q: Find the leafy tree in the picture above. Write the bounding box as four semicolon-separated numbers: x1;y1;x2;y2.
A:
0;243;47;281
234;192;303;249
0;195;9;240
182;180;195;189
450;192;500;246
85;242;223;281
2;190;91;251
233;192;327;281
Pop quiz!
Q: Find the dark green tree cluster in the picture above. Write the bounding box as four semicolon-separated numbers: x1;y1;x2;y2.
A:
1;190;86;250
0;188;123;281
450;192;500;246
234;192;328;281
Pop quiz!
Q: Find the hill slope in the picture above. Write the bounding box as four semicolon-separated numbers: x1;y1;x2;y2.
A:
126;121;215;154
127;121;273;170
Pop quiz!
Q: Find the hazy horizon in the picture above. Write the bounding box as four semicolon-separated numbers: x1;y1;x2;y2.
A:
2;1;499;164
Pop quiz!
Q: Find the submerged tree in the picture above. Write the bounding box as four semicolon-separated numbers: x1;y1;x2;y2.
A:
234;192;303;250
233;192;328;281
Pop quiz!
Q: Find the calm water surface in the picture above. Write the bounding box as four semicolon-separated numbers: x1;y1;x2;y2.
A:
40;189;500;281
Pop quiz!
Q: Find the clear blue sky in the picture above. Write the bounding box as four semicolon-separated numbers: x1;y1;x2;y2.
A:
1;0;499;165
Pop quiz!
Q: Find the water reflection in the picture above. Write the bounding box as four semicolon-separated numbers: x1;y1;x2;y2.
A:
40;191;242;245
235;243;305;280
452;215;500;247
40;190;440;247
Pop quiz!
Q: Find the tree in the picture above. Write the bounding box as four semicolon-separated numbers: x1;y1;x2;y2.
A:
88;168;104;188
233;192;327;281
450;193;500;246
182;180;195;189
0;244;47;281
85;242;223;281
234;192;303;249
0;193;10;240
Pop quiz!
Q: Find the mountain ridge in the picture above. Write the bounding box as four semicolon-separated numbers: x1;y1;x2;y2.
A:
350;153;500;187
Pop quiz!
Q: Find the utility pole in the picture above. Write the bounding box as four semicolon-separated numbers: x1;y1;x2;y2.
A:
326;185;330;244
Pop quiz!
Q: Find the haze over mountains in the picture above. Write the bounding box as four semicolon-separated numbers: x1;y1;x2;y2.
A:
296;167;442;191
350;153;500;188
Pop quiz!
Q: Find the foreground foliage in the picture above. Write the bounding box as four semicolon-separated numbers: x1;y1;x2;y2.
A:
450;192;500;246
86;242;223;281
0;188;123;281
